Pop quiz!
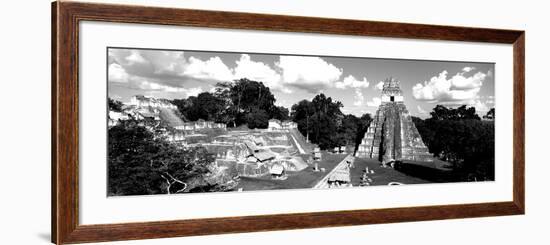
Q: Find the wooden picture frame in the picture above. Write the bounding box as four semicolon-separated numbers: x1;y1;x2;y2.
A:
52;1;525;244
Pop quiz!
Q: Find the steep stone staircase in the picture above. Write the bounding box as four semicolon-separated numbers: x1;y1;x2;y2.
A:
158;108;186;128
288;128;316;154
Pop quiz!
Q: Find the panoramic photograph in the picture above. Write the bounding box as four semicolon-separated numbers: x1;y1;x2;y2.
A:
107;47;495;196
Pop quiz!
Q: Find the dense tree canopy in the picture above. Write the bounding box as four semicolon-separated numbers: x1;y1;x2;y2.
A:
430;105;481;120
108;120;216;195
173;92;225;122
291;93;372;150
413;105;494;181
173;78;285;128
271;106;290;121
223;78;276;114
291;94;340;149
218;78;280;127
245;107;270;129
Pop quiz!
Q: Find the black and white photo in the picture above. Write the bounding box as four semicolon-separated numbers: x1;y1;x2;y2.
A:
107;47;495;196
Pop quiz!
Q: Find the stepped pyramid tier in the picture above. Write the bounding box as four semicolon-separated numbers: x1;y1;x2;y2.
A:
129;95;177;110
356;77;433;165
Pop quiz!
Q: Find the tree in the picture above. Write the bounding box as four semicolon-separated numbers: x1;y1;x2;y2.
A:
291;100;314;141
108;98;124;112
312;94;345;149
270;106;290;121
172;97;194;121
455;105;481;120
245;108;270;129
290;95;373;151
483;108;495;120
413;105;495;181
291;94;345;149
430;105;481;120
337;114;361;147
172;92;226;122
212;85;237;126
215;78;278;128
173;78;290;129
108;120;216;196
195;92;226;121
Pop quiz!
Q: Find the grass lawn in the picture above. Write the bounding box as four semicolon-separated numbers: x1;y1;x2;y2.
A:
350;158;463;185
349;158;430;186
394;159;462;183
235;154;461;191
235;153;347;191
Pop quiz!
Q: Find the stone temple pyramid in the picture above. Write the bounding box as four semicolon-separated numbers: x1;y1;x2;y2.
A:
356;77;433;165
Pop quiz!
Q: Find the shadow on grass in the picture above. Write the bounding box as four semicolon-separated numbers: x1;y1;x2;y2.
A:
394;161;461;183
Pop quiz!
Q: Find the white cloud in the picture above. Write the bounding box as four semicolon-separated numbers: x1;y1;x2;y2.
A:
276;56;343;93
366;97;382;107
108;49;217;99
183;56;234;81
181;54;346;94
335;75;369;89
149;51;186;76
375;81;384;90
468;99;489;114
138;81;184;92
412;68;489;103
450;71;486;90
233;54;289;93
353;89;365;106
108;63;130;83
275;99;289;108
462;67;476;73
184;87;204;97
109;49;189;83
138;80;203;96
109;49;363;97
125;50;147;64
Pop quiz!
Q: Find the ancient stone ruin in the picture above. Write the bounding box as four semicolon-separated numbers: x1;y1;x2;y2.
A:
356;78;433;165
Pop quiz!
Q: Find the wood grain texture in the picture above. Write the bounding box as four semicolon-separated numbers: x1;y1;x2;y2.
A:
64;1;522;43
53;1;80;244
51;2;58;243
512;33;525;213
64;202;521;244
51;1;525;244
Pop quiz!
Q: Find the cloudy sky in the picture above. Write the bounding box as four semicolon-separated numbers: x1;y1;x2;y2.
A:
108;47;494;118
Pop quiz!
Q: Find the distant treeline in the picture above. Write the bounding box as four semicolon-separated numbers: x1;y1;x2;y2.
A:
413;105;495;181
